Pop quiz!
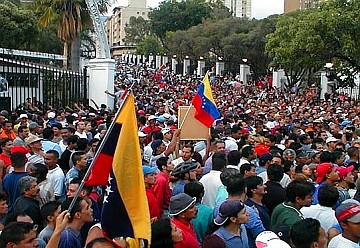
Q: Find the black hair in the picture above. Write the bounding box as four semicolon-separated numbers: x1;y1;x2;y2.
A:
212;152;227;171
245;176;263;198
226;173;246;196
318;184;339;207
152;131;163;140
42;127;54;140
241;146;254;158
319;151;334;163
17;125;28;134
76;138;89;151
61;197;83;223
156;157;169;171
31;163;48;183
51;123;63;130
41;201;61;223
286;180;315;203
0;222;35;247
184;181;204;201
290;218;321;248
46;149;59;159
150;218;174;248
227;150;241;166
10;152;26;169
240;163;255;176
67;135;79;144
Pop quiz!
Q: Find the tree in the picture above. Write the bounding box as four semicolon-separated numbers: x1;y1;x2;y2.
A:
149;0;212;47
266;0;360;87
0;1;39;49
123;16;150;45
136;35;164;56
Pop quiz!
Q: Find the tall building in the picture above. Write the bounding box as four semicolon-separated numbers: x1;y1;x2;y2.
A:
106;0;149;56
224;0;251;18
284;0;324;13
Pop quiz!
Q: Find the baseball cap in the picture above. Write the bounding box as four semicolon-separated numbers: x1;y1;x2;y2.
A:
335;199;360;223
142;165;157;176
148;115;157;121
48;112;56;119
19;114;28;119
259;153;273;162
241;127;250;134
151;139;163;154
25;135;43;145
161;128;171;135
255;231;291;248
337;166;354;180
214;200;245;225
169;193;196;216
138;131;147;138
326;137;339;143
254;144;270;157
315;162;336;183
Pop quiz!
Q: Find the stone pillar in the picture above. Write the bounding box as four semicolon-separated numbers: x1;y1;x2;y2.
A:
87;59;116;110
156;55;162;69
272;69;285;89
216;61;225;76
121;54;126;61
162;56;168;66
142;55;147;64
197;59;205;76
171;57;178;72
320;71;334;99
183;57;190;75
137;55;142;64
239;64;251;83
148;54;154;67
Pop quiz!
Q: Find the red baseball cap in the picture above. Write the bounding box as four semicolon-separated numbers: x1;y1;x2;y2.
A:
337;166;354;180
254;144;269;157
315;163;336;184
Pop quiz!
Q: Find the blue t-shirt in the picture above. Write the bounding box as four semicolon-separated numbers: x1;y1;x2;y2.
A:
59;228;81;248
3;171;28;213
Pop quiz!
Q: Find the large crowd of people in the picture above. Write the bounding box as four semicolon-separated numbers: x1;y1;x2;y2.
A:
0;60;359;247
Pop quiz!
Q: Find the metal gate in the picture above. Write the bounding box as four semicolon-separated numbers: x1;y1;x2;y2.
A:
0;48;88;112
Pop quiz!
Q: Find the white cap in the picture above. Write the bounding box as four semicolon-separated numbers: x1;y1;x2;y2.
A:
48;112;56;119
148;115;157;121
326;136;339;143
161;128;171;135
19;114;28;119
138;131;147;137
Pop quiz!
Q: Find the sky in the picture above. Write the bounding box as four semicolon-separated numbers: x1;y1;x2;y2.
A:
111;0;284;19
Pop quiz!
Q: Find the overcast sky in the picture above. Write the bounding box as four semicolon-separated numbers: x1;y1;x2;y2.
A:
251;0;284;19
111;0;284;19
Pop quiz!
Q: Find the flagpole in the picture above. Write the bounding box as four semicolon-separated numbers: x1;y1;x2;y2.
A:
67;81;137;213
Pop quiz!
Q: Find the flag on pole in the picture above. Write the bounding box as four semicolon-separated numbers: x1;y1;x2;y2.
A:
87;93;151;241
192;73;221;127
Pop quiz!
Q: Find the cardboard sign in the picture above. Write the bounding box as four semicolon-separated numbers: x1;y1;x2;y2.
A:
178;106;209;140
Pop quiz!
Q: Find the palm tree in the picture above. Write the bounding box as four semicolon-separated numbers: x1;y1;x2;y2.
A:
35;0;92;70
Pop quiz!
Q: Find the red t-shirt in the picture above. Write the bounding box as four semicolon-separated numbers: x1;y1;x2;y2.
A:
145;188;161;220
172;218;200;248
0;153;11;178
152;172;171;211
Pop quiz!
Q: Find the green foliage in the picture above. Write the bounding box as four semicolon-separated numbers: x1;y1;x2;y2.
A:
165;16;278;76
123;16;150;45
149;0;212;43
265;0;360;87
136;35;164;56
0;1;61;52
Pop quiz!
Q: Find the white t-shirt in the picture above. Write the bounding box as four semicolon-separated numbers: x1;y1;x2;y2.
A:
328;234;359;248
300;205;338;232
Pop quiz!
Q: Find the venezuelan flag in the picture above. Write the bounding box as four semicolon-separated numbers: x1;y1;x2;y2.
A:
192;73;221;127
86;93;151;242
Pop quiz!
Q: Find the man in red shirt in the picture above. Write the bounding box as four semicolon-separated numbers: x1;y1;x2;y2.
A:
169;193;200;248
143;165;161;221
153;157;173;216
0;138;12;178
